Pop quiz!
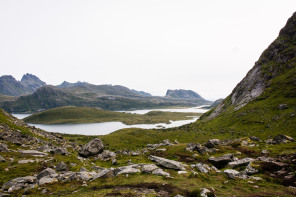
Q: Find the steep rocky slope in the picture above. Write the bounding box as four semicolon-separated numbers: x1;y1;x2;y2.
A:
0;74;45;96
195;12;296;138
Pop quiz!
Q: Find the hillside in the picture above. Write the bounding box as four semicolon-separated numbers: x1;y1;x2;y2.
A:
0;84;210;113
23;106;201;125
187;11;296;139
0;74;45;96
166;89;203;99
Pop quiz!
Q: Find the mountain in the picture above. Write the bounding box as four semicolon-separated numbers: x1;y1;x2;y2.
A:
131;89;152;97
57;81;89;88
193;11;296;138
0;84;209;113
166;89;203;99
0;73;45;96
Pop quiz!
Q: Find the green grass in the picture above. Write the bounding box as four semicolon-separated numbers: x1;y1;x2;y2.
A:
23;106;201;125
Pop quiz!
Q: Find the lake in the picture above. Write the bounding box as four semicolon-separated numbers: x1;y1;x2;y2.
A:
13;105;208;135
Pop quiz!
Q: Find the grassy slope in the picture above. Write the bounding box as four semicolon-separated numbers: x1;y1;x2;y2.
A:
23;106;201;125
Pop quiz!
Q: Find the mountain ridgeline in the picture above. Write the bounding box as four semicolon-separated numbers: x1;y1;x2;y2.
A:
0;74;45;96
191;12;296;138
165;89;203;99
0;77;209;113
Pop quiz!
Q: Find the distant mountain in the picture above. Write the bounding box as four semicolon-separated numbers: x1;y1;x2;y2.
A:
166;89;203;99
0;73;45;96
57;81;90;88
131;89;152;97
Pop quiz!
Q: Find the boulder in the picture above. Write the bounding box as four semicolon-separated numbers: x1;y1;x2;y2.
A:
142;164;158;173
37;168;56;180
0;155;6;162
272;135;295;144
149;155;186;170
186;143;208;154
244;163;258;175
96;150;116;161
50;147;69;155
79;138;104;157
80;167;87;172
228;158;254;168
249;136;260;141
20;150;48;157
208;154;233;169
196;163;209;173
186;143;197;152
38;177;57;185
92;169;114;179
2;176;36;193
0;143;9;152
115;165;141;175
224;169;240;179
152;168;170;177
205;139;220;148
56;161;69;171
200;188;216;197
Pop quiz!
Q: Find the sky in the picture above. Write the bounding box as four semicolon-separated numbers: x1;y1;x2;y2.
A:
0;1;295;101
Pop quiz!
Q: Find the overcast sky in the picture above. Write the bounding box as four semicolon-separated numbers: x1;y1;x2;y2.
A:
0;1;295;100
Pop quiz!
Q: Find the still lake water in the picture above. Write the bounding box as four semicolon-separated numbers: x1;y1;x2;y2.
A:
13;106;208;136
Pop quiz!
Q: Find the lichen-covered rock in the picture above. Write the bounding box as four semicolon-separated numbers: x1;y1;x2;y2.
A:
37;168;56;180
2;176;37;193
79;138;104;157
152;168;170;177
56;161;69;171
149;155;186;170
228;158;254;168
142;164;158;173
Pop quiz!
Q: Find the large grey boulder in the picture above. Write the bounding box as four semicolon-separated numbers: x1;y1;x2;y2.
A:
0;143;9;152
208;154;234;169
142;164;158;173
196;163;210;173
37;168;56;180
204;139;220;148
79;138;104;157
96;150;116;161
149;155;186;170
2;176;36;193
224;169;240;179
115;165;141;175
228;158;254;168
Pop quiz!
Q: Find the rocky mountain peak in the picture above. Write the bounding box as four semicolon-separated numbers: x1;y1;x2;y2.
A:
166;89;202;99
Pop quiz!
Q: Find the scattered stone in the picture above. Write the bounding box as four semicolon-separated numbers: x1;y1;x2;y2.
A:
156;148;166;152
111;158;117;165
37;144;50;152
205;139;220;148
56;161;69;171
174;194;183;197
244;163;259;175
96;150;116;161
142;164;158;173
224;169;240;179
80;167;87;172
279;104;288;110
37;168;56;180
174;140;179;144
147;139;173;149
228;158;254;168
50;147;69;155
93;169;114;179
195;143;209;154
20;150;48;157
272;135;295;144
18;159;35;164
38;177;57;185
149;155;186;170
261;150;269;155
208;154;234;169
178;171;188;174
115;165;141;175
249;136;260;141
0;143;9;152
186;143;197;152
0;155;6;162
152;168;170;177
79;138;104;157
200;188;216;197
1;176;37;193
196;163;209;173
41;189;48;194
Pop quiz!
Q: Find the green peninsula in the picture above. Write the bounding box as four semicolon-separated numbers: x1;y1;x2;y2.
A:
23;106;201;125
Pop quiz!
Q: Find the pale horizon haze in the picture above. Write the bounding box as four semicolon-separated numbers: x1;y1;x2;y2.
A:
1;1;295;101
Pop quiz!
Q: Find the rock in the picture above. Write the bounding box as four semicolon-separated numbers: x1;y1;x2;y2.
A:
279;104;288;110
224;169;240;179
244;163;259;175
186;143;197;152
93;169;114;179
20;150;48;157
96;150;116;161
18;159;35;164
272;135;295;144
142;164;158;173
80;167;87;172
200;188;216;197
261;150;269;155
208;154;234;169
38;177;57;185
2;176;36;193
149;155;186;170
0;143;9;152
115;165;141;175
228;158;254;168
79;138;104;157
77;172;94;181
174;140;179;144
178;171;188;174
186;143;208;154
111;158;117;165
0;155;6;162
205;139;220;148
152;168;170;177
196;163;209;173
50;147;69;155
56;161;69;171
58;171;77;182
37;144;50;152
37;168;56;179
249;136;260;141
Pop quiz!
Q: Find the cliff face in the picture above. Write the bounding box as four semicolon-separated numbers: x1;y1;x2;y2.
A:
205;12;296;121
0;74;45;96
